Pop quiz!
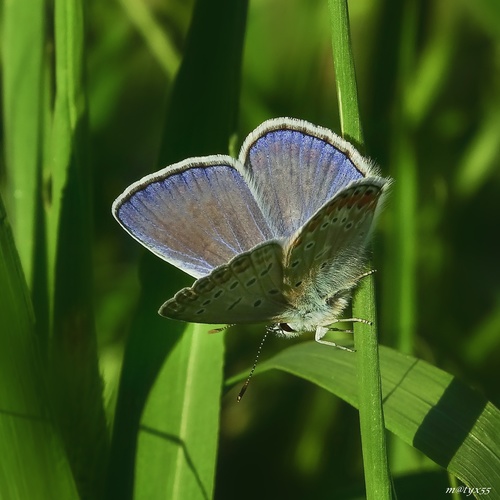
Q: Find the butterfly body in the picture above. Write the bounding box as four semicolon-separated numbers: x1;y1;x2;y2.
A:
113;118;390;346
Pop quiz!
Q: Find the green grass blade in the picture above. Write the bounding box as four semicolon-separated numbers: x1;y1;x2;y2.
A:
47;0;86;310
454;101;500;198
47;0;108;496
135;324;223;499
157;1;249;162
117;0;181;79
0;194;79;499
328;1;392;498
380;1;421;473
106;270;188;500
328;0;362;145
230;342;500;495
108;1;249;498
1;0;45;288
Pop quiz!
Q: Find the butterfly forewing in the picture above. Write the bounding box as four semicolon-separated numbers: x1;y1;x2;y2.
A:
283;179;387;292
160;241;289;324
112;157;273;279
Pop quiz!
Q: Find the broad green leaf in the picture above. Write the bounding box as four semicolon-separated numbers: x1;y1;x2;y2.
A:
242;342;500;494
108;1;249;498
136;324;223;499
48;0;108;496
0;194;78;499
1;0;45;287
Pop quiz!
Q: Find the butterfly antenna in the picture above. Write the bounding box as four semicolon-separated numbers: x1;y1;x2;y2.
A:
208;324;235;334
237;328;270;402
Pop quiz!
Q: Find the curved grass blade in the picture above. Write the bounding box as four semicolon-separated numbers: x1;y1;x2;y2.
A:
108;1;249;498
227;342;500;494
0;194;79;499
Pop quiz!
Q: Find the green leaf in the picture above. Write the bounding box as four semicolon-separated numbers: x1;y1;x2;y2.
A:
0;194;79;499
135;324;223;499
116;0;181;79
47;0;109;496
245;342;500;494
1;0;45;287
108;1;249;498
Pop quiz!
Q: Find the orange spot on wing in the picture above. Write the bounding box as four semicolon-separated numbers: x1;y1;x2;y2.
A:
355;189;380;209
292;236;303;248
306;213;323;232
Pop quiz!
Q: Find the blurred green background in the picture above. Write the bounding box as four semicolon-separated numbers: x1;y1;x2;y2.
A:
1;0;500;498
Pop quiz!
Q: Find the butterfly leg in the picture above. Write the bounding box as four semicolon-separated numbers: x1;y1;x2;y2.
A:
327;316;372;334
329;327;353;334
314;326;356;352
319;317;373;351
331;317;372;326
356;269;377;281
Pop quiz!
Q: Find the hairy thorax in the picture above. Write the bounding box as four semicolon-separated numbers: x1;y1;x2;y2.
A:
278;273;351;335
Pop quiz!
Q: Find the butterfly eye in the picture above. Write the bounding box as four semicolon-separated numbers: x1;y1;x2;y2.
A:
279;323;295;333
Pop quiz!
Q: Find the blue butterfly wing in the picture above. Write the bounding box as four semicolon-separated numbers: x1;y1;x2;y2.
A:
239;118;381;239
113;156;273;278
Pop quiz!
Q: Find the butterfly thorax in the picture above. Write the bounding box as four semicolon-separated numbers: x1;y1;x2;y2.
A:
276;275;351;336
273;239;370;336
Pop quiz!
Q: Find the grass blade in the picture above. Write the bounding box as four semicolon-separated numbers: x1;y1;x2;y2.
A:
0;194;79;499
47;0;108;495
108;1;249;498
136;324;224;499
229;341;500;496
328;0;392;497
1;0;45;287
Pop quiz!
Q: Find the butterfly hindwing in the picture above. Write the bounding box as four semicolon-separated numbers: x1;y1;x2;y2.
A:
283;179;387;294
160;241;289;324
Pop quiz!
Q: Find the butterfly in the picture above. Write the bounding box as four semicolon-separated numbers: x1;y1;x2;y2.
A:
112;117;390;349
